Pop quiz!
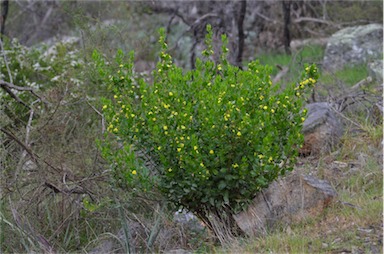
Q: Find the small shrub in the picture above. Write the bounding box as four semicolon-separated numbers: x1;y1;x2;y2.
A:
96;25;318;241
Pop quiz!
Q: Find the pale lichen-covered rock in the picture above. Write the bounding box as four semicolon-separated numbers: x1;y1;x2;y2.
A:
233;172;337;236
368;60;383;83
323;24;383;71
300;102;344;156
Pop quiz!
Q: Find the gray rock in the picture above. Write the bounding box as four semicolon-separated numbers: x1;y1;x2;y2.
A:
233;172;337;236
323;24;383;71
368;60;383;83
300;102;344;155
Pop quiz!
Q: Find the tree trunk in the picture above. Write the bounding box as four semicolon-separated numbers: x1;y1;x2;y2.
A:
282;0;291;55
236;0;247;69
1;0;9;40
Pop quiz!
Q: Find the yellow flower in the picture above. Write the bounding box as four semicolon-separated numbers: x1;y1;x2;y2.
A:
194;146;198;151
217;64;222;71
168;168;172;172
152;117;157;121
237;131;242;137
209;150;214;154
163;125;168;131
181;125;186;130
233;163;239;168
177;148;181;152
132;170;137;175
200;162;205;167
157;146;162;150
102;105;108;110
169;91;173;96
271;109;275;113
301;117;306;122
268;157;273;163
113;127;118;132
120;76;124;80
263;106;268;110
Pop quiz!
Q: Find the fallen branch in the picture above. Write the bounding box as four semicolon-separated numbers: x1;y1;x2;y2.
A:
293;16;341;28
0;80;43;100
1;127;39;164
272;65;289;84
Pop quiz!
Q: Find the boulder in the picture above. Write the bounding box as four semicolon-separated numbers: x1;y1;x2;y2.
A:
233;172;337;236
368;60;383;83
300;102;344;156
323;24;383;71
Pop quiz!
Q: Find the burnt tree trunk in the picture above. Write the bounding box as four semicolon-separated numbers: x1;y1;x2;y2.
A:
282;0;291;55
1;0;9;40
236;0;247;69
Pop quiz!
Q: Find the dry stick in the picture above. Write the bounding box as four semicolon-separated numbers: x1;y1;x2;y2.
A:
0;37;12;83
1;127;39;164
16;101;38;176
0;81;29;108
0;127;61;173
0;80;45;108
87;100;105;134
329;106;365;131
272;66;289;84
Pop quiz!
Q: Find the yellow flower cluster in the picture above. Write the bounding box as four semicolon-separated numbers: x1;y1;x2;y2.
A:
298;77;316;89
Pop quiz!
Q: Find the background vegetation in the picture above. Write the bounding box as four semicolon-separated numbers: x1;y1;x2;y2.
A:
0;1;382;253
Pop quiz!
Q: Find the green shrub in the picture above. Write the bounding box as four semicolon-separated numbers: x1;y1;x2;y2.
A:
96;25;318;240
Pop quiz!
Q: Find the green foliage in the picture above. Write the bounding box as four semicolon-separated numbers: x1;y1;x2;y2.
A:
95;25;319;215
257;45;324;78
320;64;369;87
0;38;85;123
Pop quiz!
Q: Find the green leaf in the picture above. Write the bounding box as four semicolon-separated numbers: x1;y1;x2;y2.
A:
218;181;226;190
